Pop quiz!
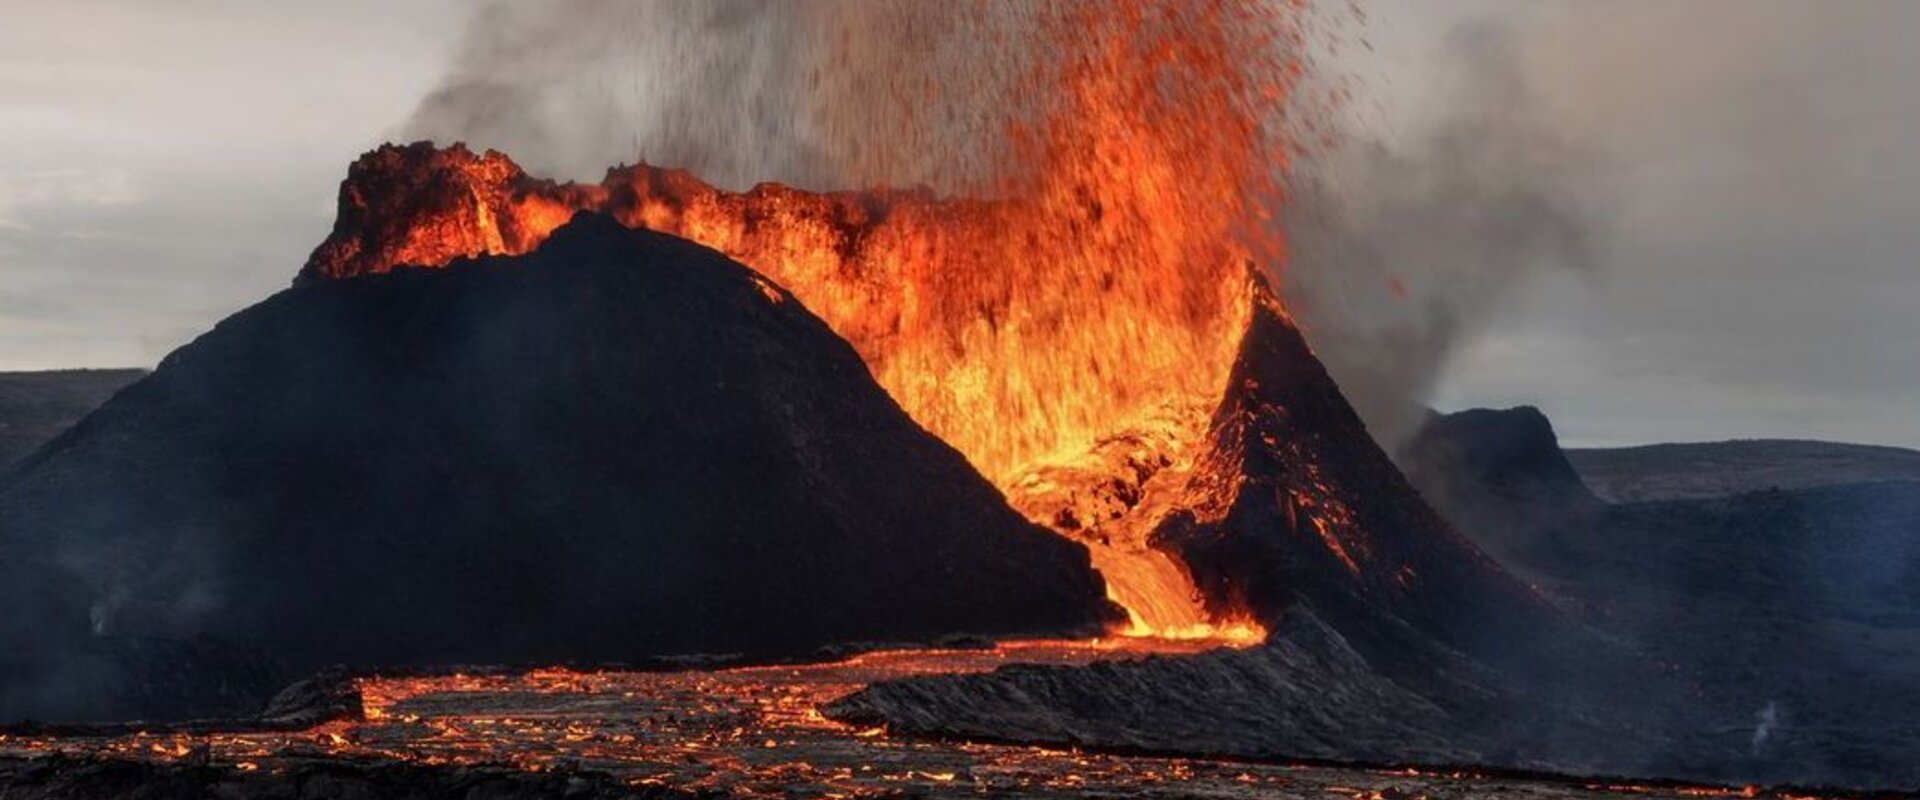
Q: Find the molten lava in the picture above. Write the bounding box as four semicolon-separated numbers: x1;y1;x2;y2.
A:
0;645;1806;800
305;2;1298;640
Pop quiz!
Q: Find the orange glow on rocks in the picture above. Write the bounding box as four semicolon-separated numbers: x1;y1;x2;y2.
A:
304;1;1302;641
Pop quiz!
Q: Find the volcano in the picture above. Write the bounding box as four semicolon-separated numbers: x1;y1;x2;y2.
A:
0;212;1111;723
294;143;1569;654
6;141;1598;739
258;141;1656;772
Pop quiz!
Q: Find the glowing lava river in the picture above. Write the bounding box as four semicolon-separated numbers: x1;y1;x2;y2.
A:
0;640;1829;799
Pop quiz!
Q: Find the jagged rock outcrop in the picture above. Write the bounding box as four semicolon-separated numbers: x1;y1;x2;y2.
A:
0;213;1112;723
300;143;603;286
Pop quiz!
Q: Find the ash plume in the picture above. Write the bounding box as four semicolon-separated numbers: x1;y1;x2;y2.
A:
400;0;1039;192
1281;21;1597;450
405;2;1599;452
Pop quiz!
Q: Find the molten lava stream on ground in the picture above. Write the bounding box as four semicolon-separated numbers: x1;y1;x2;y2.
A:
0;639;1837;799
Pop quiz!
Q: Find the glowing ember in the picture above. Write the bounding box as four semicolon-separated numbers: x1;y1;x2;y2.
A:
304;2;1300;640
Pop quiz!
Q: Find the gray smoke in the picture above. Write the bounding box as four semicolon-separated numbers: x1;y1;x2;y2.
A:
401;0;1038;191
1281;20;1596;450
403;2;1614;454
406;2;1598;452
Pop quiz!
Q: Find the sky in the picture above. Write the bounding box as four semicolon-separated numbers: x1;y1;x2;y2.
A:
0;1;1913;449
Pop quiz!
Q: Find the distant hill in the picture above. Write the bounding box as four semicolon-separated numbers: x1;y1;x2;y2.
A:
1395;407;1603;570
1568;439;1920;502
1392;408;1920;787
0;370;145;471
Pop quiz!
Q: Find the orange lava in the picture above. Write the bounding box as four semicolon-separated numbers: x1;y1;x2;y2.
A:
306;2;1302;640
0;643;1833;800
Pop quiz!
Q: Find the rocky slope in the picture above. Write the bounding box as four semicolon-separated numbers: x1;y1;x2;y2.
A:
1151;294;1618;690
0;213;1112;723
0;370;143;472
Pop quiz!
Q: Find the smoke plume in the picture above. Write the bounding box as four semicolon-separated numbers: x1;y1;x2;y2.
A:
1281;20;1596;449
401;1;1041;192
401;2;1592;450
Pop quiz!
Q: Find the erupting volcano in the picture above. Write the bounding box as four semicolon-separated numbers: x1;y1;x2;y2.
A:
0;0;1619;784
303;141;1268;639
298;0;1301;639
10;0;1920;796
2;0;1561;726
287;1;1311;640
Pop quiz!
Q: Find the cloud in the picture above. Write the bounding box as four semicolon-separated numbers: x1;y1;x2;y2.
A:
0;168;142;232
1299;0;1920;449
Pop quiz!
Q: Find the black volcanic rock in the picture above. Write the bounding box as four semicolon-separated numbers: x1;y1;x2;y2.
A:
0;369;143;472
827;295;1671;782
0;213;1111;723
1158;294;1598;684
1398;406;1604;571
1568;439;1920;503
829;608;1524;766
1541;482;1920;788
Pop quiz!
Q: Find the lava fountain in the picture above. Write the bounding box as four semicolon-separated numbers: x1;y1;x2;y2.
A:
304;1;1304;640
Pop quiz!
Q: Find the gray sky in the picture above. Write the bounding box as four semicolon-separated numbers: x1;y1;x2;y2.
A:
1356;1;1920;448
0;1;1913;449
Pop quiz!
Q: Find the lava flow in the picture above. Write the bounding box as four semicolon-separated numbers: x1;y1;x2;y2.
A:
0;643;1821;800
303;1;1300;641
